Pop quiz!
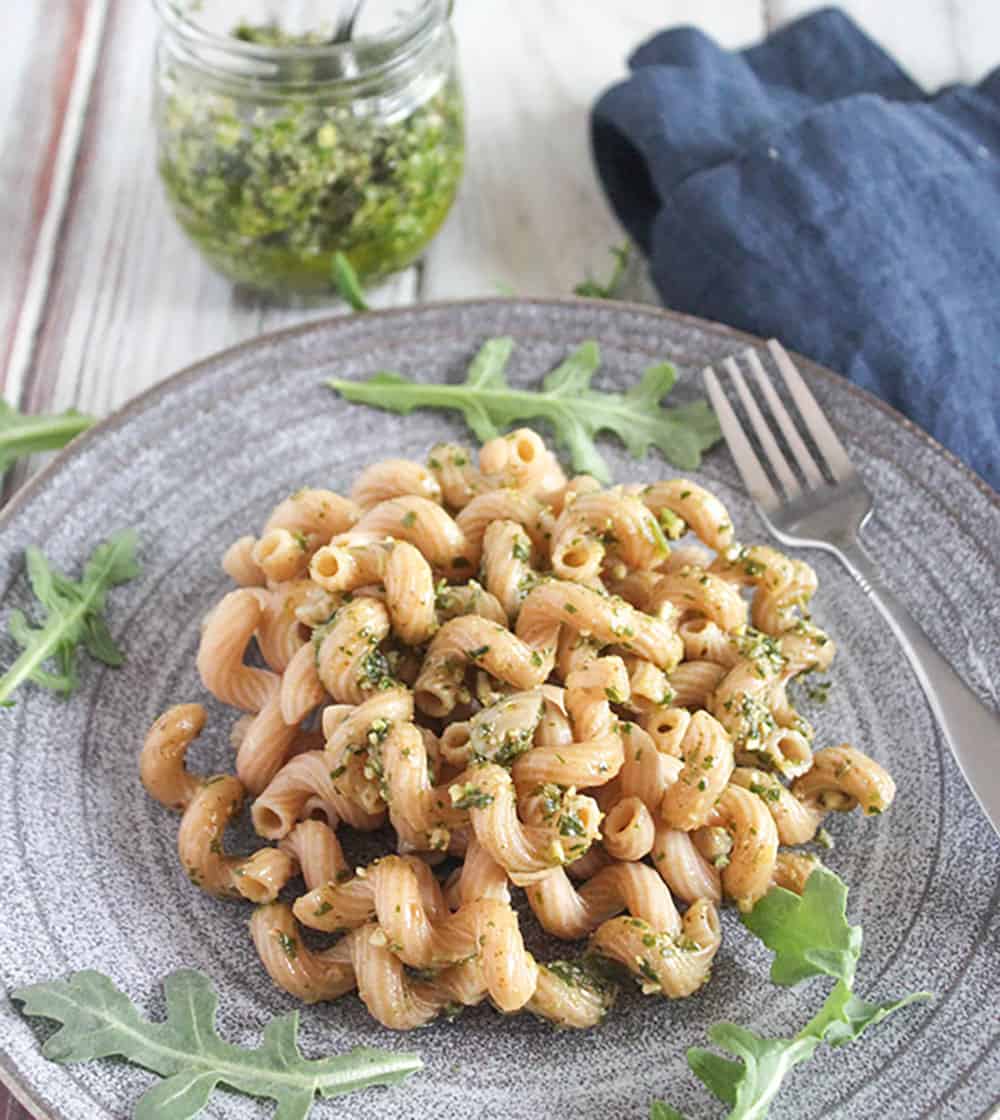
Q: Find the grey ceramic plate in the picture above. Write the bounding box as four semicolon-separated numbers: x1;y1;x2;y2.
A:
0;300;998;1120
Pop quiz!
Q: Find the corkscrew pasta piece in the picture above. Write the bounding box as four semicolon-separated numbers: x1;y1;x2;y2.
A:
462;688;545;767
591;897;722;998
551;488;670;583
251;903;357;1004
710;543;819;638
433;579;507;625
791;745;896;817
772;850;821;895
322;689;414;817
638;706;691;758
650;567;748;631
526;961;617;1028
479;428;559;495
705;785;780;910
414;616;553;716
445;833;511;906
668;660;727;708
179;774;295;902
279;820;349;891
350;496;475;576
651;825;722;904
428;443;490;510
253;747;386;838
526;861;680;939
660;711;735;830
378;722;467;851
710;646;786;755
640;480;735;552
729;767;825;845
315;596;394;704
517;578;683;671
140;703;208;811
253;529;311;584
621;656;673;712
740;726;814;780
222;536;265;587
618;722;685;820
601;797;656;861
264;488;360;545
676;618;741;667
144;427;896;1033
310;539;436;645
197;588;274;711
459;762;601;884
254;580;314;672
278;642;326;725
512;658;629;792
351;458;442;510
234;681;300;795
455;489;555;558
481;520;537;621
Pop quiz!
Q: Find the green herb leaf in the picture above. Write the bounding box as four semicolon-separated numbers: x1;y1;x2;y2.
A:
12;969;422;1119
328;338;720;482
649;1102;689;1120
691;1026;820;1118
0;530;140;705
0;400;93;477
332;251;370;312
801;980;932;1048
574;242;631;300
740;866;862;988
666;870;930;1120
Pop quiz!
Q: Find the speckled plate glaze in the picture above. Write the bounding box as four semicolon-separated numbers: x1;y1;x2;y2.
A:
0;300;997;1120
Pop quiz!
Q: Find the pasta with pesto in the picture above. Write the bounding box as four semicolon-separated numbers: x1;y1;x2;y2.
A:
140;428;896;1033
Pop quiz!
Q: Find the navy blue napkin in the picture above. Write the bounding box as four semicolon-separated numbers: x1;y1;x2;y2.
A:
592;8;1000;490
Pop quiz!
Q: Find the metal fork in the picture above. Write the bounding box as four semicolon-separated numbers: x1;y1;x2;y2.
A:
704;339;1000;837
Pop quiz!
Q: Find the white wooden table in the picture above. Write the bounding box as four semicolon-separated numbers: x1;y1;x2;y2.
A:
0;1;998;1115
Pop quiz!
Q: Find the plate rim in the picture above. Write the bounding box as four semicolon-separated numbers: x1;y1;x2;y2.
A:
0;298;996;550
0;295;996;1120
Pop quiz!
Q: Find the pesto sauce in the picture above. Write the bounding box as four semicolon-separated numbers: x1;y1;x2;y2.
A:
158;24;464;295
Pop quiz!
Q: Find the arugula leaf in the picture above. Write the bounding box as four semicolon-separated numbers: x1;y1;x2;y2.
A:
13;969;421;1119
690;1026;819;1119
332;251;369;312
650;1101;689;1120
0;399;93;477
802;980;932;1048
328;337;721;482
740;866;862;987
654;870;930;1120
574;241;632;300
0;530;140;705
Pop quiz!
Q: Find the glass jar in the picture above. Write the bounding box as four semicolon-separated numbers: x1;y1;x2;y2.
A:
152;0;464;298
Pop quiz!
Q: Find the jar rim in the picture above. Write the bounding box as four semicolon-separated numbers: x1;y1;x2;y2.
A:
152;0;448;80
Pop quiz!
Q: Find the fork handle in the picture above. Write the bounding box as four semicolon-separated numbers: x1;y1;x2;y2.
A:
839;540;1000;837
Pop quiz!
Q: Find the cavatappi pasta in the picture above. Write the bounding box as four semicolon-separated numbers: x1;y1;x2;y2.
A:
140;428;895;1032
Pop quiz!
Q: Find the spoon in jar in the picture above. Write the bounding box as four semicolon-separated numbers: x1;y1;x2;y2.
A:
331;0;364;42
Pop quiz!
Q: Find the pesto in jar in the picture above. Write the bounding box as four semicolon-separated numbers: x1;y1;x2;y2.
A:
157;22;464;296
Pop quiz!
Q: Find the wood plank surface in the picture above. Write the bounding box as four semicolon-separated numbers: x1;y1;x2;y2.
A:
421;0;767;302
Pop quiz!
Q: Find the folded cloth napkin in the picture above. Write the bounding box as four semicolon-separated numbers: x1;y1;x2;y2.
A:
592;7;1000;490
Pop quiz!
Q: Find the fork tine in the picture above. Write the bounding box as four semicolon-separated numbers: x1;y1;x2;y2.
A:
703;366;781;513
722;356;801;499
767;340;855;482
743;348;825;490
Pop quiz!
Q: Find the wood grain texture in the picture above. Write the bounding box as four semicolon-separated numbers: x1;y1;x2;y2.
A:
0;0;93;397
421;0;767;302
13;0;416;421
